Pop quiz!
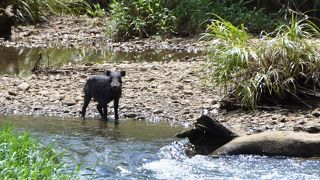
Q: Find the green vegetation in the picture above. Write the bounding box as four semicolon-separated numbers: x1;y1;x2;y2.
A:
0;124;79;179
86;3;106;17
2;0;319;40
107;0;284;40
4;0;104;23
13;0;71;22
204;15;320;108
165;0;284;35
107;0;175;41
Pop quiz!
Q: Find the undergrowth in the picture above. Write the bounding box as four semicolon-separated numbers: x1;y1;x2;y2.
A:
107;0;284;40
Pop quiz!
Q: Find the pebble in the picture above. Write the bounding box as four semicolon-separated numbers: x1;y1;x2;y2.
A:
18;82;30;91
8;90;17;96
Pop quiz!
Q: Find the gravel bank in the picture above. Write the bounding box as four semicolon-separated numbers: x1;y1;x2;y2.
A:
0;15;319;135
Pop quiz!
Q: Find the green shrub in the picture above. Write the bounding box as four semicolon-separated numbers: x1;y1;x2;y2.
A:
108;0;176;41
204;15;320;108
0;124;79;179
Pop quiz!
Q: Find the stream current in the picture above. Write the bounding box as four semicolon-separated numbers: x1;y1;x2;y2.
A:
0;115;319;179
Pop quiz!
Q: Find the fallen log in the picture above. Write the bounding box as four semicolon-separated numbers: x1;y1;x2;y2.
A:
176;115;320;158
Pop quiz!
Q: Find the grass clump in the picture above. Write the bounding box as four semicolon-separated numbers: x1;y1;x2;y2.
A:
0;124;79;179
204;15;320;109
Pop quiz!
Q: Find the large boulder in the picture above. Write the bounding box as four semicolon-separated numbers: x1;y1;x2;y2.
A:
0;4;15;40
176;115;320;158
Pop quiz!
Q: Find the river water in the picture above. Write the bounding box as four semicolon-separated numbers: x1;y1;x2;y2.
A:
0;115;319;179
0;45;201;76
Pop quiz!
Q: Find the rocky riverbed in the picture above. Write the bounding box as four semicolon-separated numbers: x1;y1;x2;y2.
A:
0;15;320;135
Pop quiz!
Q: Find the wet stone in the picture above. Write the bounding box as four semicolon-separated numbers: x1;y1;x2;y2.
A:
124;113;138;118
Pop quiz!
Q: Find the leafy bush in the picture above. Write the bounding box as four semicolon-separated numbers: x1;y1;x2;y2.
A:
0;124;79;179
108;0;176;41
204;15;320;108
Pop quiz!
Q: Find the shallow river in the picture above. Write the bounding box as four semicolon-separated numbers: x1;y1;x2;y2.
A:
0;45;201;76
0;115;319;179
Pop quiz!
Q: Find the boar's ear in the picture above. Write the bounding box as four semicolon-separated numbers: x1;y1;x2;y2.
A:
106;70;111;76
120;71;126;77
5;4;16;17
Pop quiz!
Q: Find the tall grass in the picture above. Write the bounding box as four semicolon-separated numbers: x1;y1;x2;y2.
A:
0;124;79;179
10;0;102;23
204;15;320;108
13;0;66;22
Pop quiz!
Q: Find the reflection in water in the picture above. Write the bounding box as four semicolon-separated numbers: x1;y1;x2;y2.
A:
0;115;319;179
0;46;20;74
0;45;202;76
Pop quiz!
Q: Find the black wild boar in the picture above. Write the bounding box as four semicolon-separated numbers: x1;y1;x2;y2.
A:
0;4;15;40
81;70;126;122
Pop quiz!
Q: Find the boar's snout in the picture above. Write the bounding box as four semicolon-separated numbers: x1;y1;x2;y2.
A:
111;79;122;90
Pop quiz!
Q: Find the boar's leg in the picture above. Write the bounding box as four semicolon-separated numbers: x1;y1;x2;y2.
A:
81;96;91;119
96;104;104;118
103;104;108;120
114;98;120;121
97;104;108;121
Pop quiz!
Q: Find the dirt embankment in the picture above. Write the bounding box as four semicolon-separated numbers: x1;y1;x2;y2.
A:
0;15;320;135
